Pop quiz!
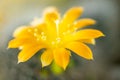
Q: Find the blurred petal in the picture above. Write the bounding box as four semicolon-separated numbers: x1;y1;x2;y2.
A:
8;39;22;48
43;7;60;21
41;49;53;67
61;7;83;25
8;38;34;48
79;39;95;45
65;42;93;60
72;29;104;40
59;7;83;34
8;39;27;48
18;44;44;63
13;26;34;38
74;29;104;39
53;48;70;70
63;29;104;43
70;18;96;31
43;7;60;39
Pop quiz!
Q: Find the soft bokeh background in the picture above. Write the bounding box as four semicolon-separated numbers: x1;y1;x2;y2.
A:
0;0;120;80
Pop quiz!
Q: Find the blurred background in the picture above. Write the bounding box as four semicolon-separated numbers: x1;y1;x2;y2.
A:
0;0;120;80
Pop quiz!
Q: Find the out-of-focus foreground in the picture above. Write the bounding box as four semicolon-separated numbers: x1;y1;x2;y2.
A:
0;0;120;80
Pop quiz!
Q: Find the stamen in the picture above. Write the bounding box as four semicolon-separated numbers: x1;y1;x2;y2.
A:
41;35;46;40
41;32;45;35
34;33;37;36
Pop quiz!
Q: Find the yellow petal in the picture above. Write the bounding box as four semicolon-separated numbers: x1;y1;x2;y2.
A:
41;49;53;67
8;39;22;48
70;18;96;31
43;7;60;40
63;29;104;43
18;44;44;63
43;7;60;21
8;38;36;48
72;29;104;40
61;7;83;25
59;7;83;35
79;39;95;45
13;26;34;38
53;48;70;70
65;42;93;60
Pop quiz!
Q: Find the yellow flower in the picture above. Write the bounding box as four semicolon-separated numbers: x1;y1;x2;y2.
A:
8;7;104;70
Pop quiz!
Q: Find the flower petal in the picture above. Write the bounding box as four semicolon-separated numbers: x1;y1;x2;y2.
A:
13;26;34;38
65;42;93;60
61;7;83;25
59;7;83;35
72;29;104;40
41;49;53;67
43;7;60;21
43;7;60;40
70;18;96;31
79;39;95;45
18;44;44;63
53;48;70;70
62;29;104;43
8;38;36;48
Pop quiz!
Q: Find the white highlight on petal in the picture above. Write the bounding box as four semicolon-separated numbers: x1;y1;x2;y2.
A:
55;20;59;36
34;33;37;36
19;46;23;50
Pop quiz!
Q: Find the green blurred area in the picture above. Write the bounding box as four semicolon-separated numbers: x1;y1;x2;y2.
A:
0;0;120;80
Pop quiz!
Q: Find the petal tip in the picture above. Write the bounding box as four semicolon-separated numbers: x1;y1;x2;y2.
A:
102;34;105;37
41;63;48;68
74;6;84;10
87;19;96;25
43;6;58;15
90;57;94;60
92;40;96;45
86;55;93;60
63;66;67;70
86;56;93;60
7;46;10;49
41;65;45;68
72;7;84;13
99;33;105;38
7;43;12;49
97;30;105;37
17;60;22;64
